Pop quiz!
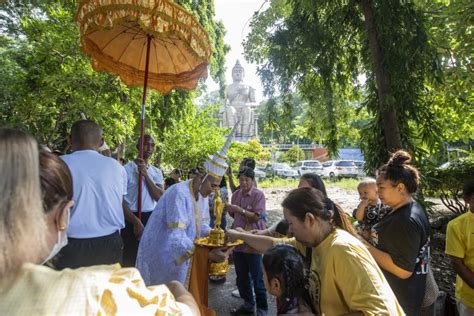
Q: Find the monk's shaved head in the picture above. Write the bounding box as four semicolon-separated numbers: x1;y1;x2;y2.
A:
70;120;102;149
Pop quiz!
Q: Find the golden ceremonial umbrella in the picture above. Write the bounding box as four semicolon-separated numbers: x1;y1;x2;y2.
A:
76;0;211;217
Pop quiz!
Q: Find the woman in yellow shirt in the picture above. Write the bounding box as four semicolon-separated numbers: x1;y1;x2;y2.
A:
0;127;199;315
227;187;404;315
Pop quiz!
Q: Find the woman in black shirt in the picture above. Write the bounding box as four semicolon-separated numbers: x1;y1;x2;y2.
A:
363;150;430;315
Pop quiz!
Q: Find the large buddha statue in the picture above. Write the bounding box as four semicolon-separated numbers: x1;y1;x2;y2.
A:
220;60;258;141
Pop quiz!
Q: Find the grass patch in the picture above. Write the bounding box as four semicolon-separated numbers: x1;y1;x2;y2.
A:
325;178;360;191
258;176;360;191
258;177;299;189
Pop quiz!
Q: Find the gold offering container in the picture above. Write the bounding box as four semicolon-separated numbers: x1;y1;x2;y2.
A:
195;229;243;276
195;190;243;276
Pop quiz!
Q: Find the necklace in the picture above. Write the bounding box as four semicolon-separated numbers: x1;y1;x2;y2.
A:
188;180;201;237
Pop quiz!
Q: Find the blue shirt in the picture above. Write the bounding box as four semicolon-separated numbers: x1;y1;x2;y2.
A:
61;150;127;238
123;161;163;212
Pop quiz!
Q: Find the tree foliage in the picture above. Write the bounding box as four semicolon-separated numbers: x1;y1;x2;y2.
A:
423;157;474;215
278;145;304;164
244;0;471;171
419;0;474;144
0;0;230;170
226;139;270;171
257;93;367;148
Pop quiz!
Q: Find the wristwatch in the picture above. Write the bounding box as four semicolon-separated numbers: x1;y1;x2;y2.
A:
241;208;246;216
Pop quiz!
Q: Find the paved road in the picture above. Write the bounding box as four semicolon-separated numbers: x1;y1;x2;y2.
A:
208;263;277;315
208;199;281;315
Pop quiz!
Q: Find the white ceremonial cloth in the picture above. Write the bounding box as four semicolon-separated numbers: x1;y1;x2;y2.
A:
123;161;164;212
136;180;210;286
61;150;127;238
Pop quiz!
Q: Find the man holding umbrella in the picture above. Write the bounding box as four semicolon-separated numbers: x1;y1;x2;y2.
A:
122;134;164;266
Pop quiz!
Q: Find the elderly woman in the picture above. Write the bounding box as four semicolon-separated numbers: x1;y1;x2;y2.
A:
227;187;404;315
226;167;267;316
364;150;431;315
0;127;199;315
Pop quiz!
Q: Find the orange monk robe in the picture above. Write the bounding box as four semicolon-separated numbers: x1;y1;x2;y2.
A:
188;246;216;316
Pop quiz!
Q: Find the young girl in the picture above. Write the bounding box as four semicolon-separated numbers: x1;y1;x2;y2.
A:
262;245;315;315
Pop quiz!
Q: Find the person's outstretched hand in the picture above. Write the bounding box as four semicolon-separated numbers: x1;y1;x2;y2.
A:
208;247;232;263
226;229;242;242
250;229;271;236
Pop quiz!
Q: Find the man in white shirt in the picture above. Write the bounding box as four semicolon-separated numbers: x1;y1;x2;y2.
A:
55;120;127;269
122;135;164;266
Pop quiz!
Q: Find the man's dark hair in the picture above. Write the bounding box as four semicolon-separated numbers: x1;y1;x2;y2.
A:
165;177;176;188
172;168;183;177
70;120;102;145
220;176;227;188
136;134;154;147
188;167;206;179
463;180;474;199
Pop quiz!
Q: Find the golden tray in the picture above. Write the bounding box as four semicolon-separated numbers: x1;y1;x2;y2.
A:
195;237;244;248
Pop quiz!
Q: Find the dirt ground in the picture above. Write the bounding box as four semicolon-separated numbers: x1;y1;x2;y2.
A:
208;185;457;314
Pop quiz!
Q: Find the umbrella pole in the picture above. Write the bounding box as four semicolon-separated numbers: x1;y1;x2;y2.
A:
138;35;152;220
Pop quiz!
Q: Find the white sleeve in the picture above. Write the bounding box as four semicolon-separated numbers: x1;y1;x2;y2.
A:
121;166;128;195
154;168;164;187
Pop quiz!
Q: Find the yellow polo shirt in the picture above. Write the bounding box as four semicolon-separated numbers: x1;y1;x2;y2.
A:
275;229;404;315
446;211;474;308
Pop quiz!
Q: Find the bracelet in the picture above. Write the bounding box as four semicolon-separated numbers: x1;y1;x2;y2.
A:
241;208;246;216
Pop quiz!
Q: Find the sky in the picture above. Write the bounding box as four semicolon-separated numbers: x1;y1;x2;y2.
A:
205;0;269;102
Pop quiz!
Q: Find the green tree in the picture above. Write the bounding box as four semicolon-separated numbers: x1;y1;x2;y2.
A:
420;0;474;146
278;145;304;164
226;139;270;171
244;0;445;171
159;105;228;172
0;0;230;169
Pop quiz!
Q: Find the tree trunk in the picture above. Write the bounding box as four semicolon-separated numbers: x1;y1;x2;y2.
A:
323;78;338;156
359;0;403;152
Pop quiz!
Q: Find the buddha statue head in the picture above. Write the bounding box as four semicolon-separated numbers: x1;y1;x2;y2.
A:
232;60;245;83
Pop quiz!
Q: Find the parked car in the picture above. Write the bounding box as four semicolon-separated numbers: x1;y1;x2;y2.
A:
254;168;266;180
265;162;299;179
352;160;366;177
321;160;358;179
293;160;324;176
